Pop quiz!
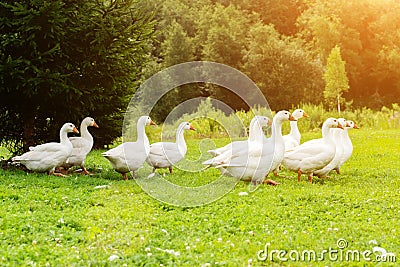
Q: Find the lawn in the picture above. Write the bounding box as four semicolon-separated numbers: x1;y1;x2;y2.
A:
0;129;399;266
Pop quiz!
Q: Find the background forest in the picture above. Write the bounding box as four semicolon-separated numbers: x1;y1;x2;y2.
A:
147;0;400;114
1;0;399;151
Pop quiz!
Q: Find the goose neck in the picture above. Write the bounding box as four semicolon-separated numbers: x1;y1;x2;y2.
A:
289;120;300;139
271;118;283;142
289;121;299;134
137;120;149;147
342;128;351;143
322;125;334;144
80;123;92;141
176;126;187;154
60;129;71;146
248;120;265;143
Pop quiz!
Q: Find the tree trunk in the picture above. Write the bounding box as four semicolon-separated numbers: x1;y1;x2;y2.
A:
337;94;341;115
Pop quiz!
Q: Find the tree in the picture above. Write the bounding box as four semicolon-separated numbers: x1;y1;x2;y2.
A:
161;21;194;67
0;0;155;153
147;0;400;115
242;23;324;110
323;45;349;113
298;0;400;107
197;4;249;70
226;0;307;36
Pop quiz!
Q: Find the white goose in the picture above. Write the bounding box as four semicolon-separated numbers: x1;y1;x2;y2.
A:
102;116;155;180
207;116;272;157
273;109;308;175
146;121;196;174
338;120;359;171
282;118;343;183
61;117;99;174
202;116;271;166
205;111;295;184
12;123;79;176
313;118;348;177
283;109;309;152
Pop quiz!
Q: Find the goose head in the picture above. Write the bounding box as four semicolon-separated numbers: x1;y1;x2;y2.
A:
62;123;79;134
324;118;344;129
346;120;359;129
82;117;99;128
338;118;347;128
179;122;196;131
275;110;296;122
251;116;272;128
292;109;309;120
139;116;156;126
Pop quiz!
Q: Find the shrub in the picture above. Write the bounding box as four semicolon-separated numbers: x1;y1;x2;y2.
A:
148;100;400;142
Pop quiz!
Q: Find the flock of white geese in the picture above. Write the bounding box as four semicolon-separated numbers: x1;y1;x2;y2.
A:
11;109;359;184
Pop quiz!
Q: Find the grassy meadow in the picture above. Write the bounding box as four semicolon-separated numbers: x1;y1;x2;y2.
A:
0;128;399;266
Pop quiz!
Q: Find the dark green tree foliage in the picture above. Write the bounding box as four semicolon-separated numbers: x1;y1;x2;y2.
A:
197;4;248;69
146;0;400;115
298;0;400;107
143;0;254;122
0;0;155;152
224;0;306;36
0;1;68;152
146;0;324;113
242;23;324;110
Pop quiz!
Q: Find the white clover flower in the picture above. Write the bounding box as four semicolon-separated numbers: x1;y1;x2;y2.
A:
108;255;119;261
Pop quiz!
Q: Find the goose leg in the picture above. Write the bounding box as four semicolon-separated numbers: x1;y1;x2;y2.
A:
122;173;128;180
152;167;156;173
50;171;67;177
335;167;340;174
297;170;302;182
168;166;173;174
308;174;313;183
56;166;69;175
263;179;280;186
81;164;89;175
273;164;281;176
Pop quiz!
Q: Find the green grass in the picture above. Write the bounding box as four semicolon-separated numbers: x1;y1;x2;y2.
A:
0;146;11;160
0;129;399;266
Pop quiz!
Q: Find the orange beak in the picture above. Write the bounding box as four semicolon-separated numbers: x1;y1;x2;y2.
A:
150;119;156;126
93;121;99;128
303;112;309;118
289;114;297;121
337;122;344;130
353;124;360;129
73;127;79;134
268;120;273;126
189;124;196;131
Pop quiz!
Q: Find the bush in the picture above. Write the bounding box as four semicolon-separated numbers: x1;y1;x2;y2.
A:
146;100;400;142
